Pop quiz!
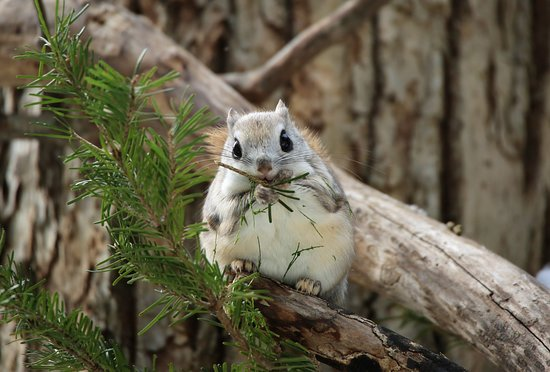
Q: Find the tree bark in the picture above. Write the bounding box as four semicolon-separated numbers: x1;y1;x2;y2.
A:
221;0;389;103
1;1;549;371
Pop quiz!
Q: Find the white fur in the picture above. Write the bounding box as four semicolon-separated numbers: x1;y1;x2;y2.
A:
205;183;354;294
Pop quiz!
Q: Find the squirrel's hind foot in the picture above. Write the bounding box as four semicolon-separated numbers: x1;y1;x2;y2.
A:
295;278;322;296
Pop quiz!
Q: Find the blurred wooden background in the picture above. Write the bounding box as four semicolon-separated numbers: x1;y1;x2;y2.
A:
1;0;548;370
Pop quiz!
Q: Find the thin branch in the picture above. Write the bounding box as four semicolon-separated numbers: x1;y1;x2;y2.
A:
36;0;49;45
216;161;269;186
221;0;389;102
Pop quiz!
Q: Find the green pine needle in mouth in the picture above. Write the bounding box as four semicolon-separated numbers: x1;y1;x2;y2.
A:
216;162;309;222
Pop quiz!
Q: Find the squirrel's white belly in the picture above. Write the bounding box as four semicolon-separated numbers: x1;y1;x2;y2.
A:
212;191;354;293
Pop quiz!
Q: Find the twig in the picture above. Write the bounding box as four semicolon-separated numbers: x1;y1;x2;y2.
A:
216;161;269;186
215;161;309;189
36;0;50;46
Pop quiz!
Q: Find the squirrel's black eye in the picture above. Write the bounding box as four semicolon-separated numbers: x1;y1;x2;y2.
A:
232;139;242;159
280;130;293;152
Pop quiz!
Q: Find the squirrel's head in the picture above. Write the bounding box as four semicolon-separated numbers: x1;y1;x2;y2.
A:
223;100;312;184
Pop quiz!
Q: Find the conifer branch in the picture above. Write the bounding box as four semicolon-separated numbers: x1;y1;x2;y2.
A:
4;1;317;370
0;236;130;371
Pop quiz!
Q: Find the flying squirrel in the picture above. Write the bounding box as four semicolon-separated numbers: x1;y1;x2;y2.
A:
200;100;354;306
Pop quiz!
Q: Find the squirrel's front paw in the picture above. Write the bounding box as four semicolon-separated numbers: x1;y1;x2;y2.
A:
273;169;294;186
254;184;279;205
230;259;257;274
225;259;257;282
295;278;322;296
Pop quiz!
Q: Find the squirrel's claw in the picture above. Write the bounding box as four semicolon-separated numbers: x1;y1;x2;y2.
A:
230;258;257;273
224;258;257;282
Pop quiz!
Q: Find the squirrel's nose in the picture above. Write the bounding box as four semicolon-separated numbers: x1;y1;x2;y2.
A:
257;158;273;178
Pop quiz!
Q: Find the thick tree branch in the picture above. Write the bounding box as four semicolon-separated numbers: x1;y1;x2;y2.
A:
254;277;464;371
337;167;550;371
221;0;389;102
1;1;549;370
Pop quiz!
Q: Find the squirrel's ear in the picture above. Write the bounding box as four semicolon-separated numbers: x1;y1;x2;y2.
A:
275;99;290;121
226;108;241;131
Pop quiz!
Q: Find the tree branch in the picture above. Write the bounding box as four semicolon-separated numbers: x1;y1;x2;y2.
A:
221;0;389;102
337;167;550;371
254;277;464;371
1;1;549;370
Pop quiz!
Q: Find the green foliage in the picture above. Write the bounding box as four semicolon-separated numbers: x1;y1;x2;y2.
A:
2;1;317;370
0;233;130;371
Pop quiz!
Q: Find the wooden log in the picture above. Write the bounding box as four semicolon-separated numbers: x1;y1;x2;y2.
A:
0;1;549;370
